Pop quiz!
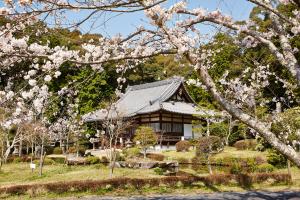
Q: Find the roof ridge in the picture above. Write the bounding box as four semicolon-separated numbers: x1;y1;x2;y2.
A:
129;76;183;91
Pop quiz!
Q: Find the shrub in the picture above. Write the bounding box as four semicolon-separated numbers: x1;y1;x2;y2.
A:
50;157;66;164
196;136;223;156
67;146;86;156
256;163;275;173
177;157;189;164
12;157;22;163
267;149;287;168
100;156;109;163
86;156;100;164
233;139;257;150
43;158;55;165
242;158;258;173
146;153;164;161
123;147;140;158
230;162;242;174
116;152;125;161
153;167;164;175
53;147;63;155
175;140;191;152
68;147;77;154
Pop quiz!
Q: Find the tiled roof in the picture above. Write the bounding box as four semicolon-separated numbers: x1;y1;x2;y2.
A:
82;76;217;122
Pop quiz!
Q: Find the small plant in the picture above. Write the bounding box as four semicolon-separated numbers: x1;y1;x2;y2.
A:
153;167;164;175
267;149;287;168
123;147;140;158
175;140;191;152
12;157;22;163
53;147;63;154
43;158;55;165
100;156;109;163
86;156;100;164
256;163;275;173
230;162;242;174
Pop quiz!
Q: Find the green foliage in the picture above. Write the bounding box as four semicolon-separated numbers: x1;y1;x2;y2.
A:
12;157;22;163
43;158;56;165
53;147;63;155
177;157;189;164
271;107;300;145
267;149;287;168
175;140;191;152
100;156;109;163
230;162;242;174
133;126;158;151
256;163;275;173
153;167;164;175
86;156;101;164
123;147;141;158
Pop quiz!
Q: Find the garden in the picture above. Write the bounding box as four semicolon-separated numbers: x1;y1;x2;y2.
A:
0;0;300;199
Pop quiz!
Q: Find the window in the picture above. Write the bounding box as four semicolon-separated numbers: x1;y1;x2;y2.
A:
173;123;183;133
162;123;172;132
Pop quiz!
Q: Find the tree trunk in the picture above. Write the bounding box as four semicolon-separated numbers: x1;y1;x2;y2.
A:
287;160;292;179
39;140;46;177
196;66;300;167
18;134;23;157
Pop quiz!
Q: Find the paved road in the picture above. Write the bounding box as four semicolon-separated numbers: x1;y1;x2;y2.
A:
61;191;300;200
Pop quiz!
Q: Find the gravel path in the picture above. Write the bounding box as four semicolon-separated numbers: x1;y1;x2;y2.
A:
59;191;300;200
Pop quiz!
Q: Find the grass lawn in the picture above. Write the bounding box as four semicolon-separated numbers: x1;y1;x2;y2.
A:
161;146;268;161
0;163;160;187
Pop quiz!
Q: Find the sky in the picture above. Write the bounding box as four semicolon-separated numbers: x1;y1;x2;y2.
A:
0;0;254;37
75;0;255;37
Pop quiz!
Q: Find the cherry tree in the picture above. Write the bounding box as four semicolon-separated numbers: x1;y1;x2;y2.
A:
0;0;300;166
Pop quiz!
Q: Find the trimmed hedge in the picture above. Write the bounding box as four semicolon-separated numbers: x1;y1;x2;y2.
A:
146;153;165;161
0;173;291;195
175;141;191;152
233;139;257;150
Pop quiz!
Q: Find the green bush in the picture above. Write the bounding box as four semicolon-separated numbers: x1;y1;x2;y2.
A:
86;156;100;164
175;140;191;152
233;139;257;150
153;167;164;175
123;147;140;158
116;152;125;161
33;158;55;165
53;147;63;154
244;158;258;173
50;157;66;164
13;157;22;163
256;163;275;173
100;156;109;163
230;162;242;174
267;149;287;168
43;158;55;165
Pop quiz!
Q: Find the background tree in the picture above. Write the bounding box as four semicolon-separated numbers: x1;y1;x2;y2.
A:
133;126;158;159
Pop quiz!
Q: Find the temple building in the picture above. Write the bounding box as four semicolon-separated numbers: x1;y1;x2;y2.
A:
83;77;218;143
